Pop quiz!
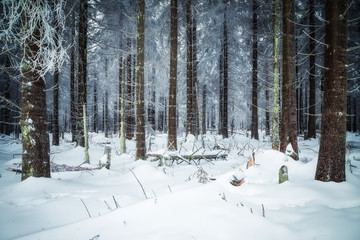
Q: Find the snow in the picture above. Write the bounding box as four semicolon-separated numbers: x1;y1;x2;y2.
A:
0;132;360;240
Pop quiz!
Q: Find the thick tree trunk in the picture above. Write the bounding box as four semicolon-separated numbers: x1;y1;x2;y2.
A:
307;0;316;139
135;0;146;160
251;0;259;140
272;0;280;150
168;0;178;151
21;1;50;180
76;0;88;147
280;0;299;160
315;0;347;182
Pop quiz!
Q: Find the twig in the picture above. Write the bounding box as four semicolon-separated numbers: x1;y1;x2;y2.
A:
104;200;112;210
262;204;265;217
129;168;148;199
81;199;91;218
168;185;172;193
89;234;100;240
112;195;120;208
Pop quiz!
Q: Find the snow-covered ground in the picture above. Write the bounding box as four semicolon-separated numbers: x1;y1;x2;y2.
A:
0;131;359;240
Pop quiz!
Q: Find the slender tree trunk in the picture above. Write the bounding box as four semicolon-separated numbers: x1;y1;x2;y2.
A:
219;50;224;135
70;10;77;142
222;4;228;139
52;3;60;146
135;0;146;160
192;9;199;137
93;78;97;133
120;57;126;154
126;42;133;140
2;55;11;135
315;0;347;182
21;1;50;180
251;0;259;140
104;91;108;138
186;0;193;137
168;0;178;151
202;84;207;135
307;0;316;139
265;70;270;136
280;0;299;159
272;0;280;150
76;0;88;147
83;104;90;163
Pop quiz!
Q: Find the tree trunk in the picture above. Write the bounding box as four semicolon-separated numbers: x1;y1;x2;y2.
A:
120;57;126;154
70;10;77;142
52;4;60;146
126;42;133;140
315;0;347;182
202;84;207;135
251;0;259;140
135;0;146;160
307;0;316;139
76;0;88;147
272;0;280;150
168;0;178;151
83;104;90;163
192;10;199;137
186;0;193;137
93;78;98;133
21;1;50;180
222;4;229;139
280;0;299;160
104;91;108;138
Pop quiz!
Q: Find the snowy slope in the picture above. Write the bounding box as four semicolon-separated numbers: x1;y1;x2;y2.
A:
0;132;359;240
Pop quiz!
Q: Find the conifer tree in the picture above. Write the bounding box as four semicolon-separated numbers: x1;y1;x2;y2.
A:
135;0;146;160
315;0;347;182
168;0;178;151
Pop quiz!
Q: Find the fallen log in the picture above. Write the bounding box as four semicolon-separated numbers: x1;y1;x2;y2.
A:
148;153;227;161
148;153;227;165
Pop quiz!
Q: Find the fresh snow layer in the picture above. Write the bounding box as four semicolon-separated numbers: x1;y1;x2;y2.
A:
0;132;359;240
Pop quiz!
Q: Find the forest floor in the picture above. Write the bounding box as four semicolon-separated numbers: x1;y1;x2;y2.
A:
0;131;360;240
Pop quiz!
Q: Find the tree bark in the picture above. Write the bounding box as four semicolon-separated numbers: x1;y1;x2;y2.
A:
21;0;50;180
315;0;347;182
70;10;77;142
120;57;126;154
280;0;299;160
93;78;97;133
222;4;228;139
52;3;60;146
168;0;178;151
186;0;193;137
135;0;146;160
202;84;207;135
272;0;280;150
76;0;88;147
307;0;316;139
251;0;258;140
126;40;134;140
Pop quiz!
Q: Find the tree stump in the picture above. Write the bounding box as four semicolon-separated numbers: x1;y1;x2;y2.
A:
246;152;255;169
279;165;288;183
104;146;111;169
